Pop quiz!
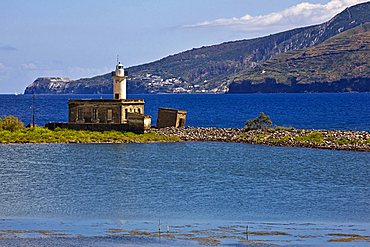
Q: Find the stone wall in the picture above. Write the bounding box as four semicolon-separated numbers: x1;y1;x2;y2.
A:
157;108;187;128
127;112;151;133
69;99;145;125
69;100;122;124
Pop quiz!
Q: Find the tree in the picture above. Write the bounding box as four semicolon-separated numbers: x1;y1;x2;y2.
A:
1;116;24;131
245;112;272;130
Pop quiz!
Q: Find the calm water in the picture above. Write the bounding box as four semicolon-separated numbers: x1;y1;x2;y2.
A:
1;142;369;224
1;94;370;245
0;93;369;130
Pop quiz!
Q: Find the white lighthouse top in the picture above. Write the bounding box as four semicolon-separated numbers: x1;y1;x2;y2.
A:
115;62;125;77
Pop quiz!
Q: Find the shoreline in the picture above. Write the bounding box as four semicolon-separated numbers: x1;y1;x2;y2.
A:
155;127;370;152
0;127;369;152
1;218;369;246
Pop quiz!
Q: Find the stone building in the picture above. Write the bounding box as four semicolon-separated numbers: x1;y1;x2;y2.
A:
157;108;187;128
46;63;151;133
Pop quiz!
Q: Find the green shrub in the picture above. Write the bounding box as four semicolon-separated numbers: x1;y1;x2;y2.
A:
295;131;323;144
1;116;24;131
245;112;272;130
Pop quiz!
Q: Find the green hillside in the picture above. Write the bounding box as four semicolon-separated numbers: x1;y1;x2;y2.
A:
228;23;370;93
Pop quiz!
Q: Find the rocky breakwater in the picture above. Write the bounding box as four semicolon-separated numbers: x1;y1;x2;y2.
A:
154;127;370;152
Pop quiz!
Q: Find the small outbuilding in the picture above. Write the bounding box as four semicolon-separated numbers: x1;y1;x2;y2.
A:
157;108;187;128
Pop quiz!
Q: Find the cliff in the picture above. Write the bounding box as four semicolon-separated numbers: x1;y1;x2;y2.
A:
229;23;370;93
24;2;370;94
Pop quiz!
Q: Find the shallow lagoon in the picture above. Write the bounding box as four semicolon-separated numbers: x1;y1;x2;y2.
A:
1;142;369;245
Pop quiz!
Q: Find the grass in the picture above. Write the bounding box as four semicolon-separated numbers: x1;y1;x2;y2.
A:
269;136;292;143
294;131;323;144
0;127;180;144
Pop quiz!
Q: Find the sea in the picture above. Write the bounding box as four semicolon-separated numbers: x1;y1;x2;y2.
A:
0;93;370;246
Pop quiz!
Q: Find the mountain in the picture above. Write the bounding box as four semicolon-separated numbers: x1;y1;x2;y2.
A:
229;23;370;93
24;2;370;94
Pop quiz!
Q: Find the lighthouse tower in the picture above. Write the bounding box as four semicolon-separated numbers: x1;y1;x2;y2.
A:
113;62;127;100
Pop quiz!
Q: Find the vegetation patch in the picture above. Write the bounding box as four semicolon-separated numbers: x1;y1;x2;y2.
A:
239;239;280;246
294;131;323;144
0;116;180;144
247;231;290;236
185;237;221;246
106;228;128;233
327;233;361;237
328;236;370;242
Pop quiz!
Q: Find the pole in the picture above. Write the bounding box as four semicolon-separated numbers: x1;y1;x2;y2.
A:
32;94;35;128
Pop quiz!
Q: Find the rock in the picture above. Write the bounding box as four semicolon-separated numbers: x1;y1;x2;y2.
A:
153;127;370;152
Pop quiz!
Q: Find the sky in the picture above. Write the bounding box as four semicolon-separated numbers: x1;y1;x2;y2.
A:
0;0;367;93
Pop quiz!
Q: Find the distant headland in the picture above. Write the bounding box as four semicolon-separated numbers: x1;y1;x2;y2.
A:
24;2;370;95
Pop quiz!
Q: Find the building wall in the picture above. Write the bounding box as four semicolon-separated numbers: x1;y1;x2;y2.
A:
121;104;145;123
69;100;145;125
176;112;187;128
157;108;187;128
69;101;122;124
144;116;152;130
113;76;127;100
66;99;148;133
127;112;151;132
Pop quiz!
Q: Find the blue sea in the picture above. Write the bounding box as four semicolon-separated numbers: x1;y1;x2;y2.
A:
0;93;369;130
0;93;370;246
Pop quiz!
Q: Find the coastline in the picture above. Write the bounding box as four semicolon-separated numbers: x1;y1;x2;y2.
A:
1;126;369;152
155;127;370;152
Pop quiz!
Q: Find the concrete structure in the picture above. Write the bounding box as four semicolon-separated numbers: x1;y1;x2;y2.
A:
157;108;187;128
46;62;151;133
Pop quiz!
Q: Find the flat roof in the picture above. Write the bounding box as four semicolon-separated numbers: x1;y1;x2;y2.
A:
158;107;187;113
69;99;144;103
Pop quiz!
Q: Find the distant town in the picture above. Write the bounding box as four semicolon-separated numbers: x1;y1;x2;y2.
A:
130;73;229;94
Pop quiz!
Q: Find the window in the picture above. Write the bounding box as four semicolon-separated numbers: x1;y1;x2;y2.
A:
115;93;119;99
125;109;128;119
138;108;141;114
107;109;113;121
93;108;98;120
77;108;83;121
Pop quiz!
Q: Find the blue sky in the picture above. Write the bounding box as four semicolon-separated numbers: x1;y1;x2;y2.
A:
0;0;366;93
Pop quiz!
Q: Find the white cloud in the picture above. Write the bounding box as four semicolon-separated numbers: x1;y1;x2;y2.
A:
186;0;368;31
0;63;5;70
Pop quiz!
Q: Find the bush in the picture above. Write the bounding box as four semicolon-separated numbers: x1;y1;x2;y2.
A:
245;112;272;130
1;116;24;131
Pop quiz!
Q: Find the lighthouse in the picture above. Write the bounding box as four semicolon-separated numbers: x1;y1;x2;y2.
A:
113;62;127;100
